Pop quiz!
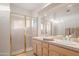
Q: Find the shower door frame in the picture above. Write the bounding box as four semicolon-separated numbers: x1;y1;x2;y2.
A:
10;12;38;56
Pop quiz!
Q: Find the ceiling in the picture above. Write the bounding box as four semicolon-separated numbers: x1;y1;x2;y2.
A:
11;3;48;12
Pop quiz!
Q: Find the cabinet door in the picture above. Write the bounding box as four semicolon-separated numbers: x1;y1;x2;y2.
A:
49;44;79;56
49;44;61;56
49;50;60;56
37;41;42;56
32;40;37;55
58;47;79;56
42;42;49;56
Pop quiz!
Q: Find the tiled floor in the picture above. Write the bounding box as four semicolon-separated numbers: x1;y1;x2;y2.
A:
17;51;34;56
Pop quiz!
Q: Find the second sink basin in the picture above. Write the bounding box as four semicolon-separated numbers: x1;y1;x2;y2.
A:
55;39;78;45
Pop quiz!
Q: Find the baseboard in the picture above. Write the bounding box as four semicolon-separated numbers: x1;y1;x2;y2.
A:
11;49;25;56
11;47;33;56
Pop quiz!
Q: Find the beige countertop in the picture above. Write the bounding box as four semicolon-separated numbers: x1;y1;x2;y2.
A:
33;37;79;52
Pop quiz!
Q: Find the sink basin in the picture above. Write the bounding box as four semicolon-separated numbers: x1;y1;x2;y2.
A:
43;38;54;41
55;39;77;45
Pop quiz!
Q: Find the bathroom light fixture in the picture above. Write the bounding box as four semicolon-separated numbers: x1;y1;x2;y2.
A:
54;20;60;23
54;20;63;23
50;18;54;22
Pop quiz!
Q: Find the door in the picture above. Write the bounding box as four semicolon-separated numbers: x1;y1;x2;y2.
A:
11;14;25;55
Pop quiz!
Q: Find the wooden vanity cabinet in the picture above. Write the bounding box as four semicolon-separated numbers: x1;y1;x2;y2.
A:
33;39;79;56
42;42;49;56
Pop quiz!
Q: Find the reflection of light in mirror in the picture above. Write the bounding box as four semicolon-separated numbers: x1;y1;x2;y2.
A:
50;18;54;22
47;23;50;31
41;24;43;30
13;20;24;29
26;20;30;28
32;19;37;27
54;20;63;23
50;18;63;24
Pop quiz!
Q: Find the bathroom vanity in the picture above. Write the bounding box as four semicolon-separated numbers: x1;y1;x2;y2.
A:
32;37;79;56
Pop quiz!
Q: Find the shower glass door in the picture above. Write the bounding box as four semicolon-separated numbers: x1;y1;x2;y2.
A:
11;14;25;55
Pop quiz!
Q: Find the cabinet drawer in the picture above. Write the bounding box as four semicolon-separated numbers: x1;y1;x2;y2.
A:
37;40;41;44
42;42;48;48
